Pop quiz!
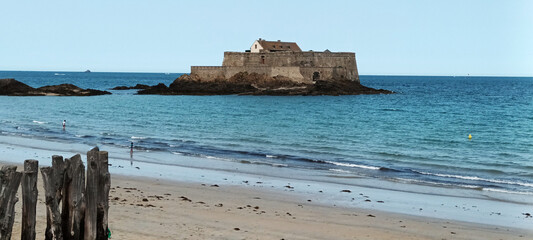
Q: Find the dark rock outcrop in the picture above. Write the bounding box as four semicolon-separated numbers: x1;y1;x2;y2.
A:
37;84;110;96
137;72;393;96
0;79;111;96
111;84;150;90
137;83;171;95
0;78;35;95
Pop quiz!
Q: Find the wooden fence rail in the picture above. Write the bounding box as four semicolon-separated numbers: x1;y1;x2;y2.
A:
0;147;110;240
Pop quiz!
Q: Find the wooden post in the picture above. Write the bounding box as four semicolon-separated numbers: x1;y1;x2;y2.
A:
96;151;110;240
84;147;99;240
52;155;66;205
42;155;66;240
21;160;39;240
62;154;85;240
61;157;71;240
0;166;22;240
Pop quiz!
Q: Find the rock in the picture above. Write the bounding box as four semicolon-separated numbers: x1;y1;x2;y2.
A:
37;84;111;96
0;79;111;96
0;78;37;95
137;83;171;95
111;86;131;90
136;72;393;96
111;84;150;90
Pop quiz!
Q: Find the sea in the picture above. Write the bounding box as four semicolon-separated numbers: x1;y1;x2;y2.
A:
1;71;532;197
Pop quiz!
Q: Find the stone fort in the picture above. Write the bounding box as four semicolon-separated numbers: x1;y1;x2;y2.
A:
191;39;360;83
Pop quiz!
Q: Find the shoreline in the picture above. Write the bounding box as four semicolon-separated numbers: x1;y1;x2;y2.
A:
1;134;532;235
2;164;532;239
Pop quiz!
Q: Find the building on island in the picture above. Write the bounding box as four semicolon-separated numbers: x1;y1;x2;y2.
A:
191;39;359;83
250;38;302;53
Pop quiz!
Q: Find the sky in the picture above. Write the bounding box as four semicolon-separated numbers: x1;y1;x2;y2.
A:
0;0;532;76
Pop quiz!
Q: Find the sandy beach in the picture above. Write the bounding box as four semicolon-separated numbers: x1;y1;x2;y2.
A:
1;161;531;240
1;136;532;239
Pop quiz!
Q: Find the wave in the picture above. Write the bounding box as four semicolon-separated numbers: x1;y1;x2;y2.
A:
100;132;120;137
329;168;352;173
239;159;287;168
32;120;47;124
325;161;380;170
54;73;65;76
414;171;533;188
380;108;403;112
75;134;94;139
131;136;148;140
395;177;484;190
482;188;533;195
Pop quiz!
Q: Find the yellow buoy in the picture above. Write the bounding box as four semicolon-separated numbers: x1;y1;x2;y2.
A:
468;134;472;140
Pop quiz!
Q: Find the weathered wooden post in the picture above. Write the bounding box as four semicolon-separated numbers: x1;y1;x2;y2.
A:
62;154;85;240
0;166;22;240
84;147;99;240
21;160;39;240
41;155;66;240
85;147;110;240
97;151;110;240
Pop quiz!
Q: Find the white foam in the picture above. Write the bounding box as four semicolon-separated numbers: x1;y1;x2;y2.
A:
416;171;533;188
326;161;380;170
32;120;46;124
131;136;147;140
272;163;288;167
329;169;351;173
483;188;533;195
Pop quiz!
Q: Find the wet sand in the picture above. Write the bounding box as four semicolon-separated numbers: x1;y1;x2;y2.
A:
4;162;532;240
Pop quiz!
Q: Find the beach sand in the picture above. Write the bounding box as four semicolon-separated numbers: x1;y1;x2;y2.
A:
4;162;531;240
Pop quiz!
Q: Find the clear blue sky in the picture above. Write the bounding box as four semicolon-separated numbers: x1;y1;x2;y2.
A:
1;0;532;76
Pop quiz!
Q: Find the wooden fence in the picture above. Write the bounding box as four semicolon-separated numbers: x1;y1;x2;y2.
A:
0;147;110;240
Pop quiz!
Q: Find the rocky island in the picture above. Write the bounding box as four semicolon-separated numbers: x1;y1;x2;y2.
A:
135;72;391;95
128;39;392;95
0;78;110;96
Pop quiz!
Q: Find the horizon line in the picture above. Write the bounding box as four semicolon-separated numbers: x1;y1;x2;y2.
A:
0;69;532;78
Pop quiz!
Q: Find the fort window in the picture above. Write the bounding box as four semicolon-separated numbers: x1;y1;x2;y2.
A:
313;72;320;81
255;44;257;49
261;56;265;64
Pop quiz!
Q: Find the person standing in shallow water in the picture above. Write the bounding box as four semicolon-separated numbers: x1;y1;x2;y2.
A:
130;142;134;163
62;120;66;130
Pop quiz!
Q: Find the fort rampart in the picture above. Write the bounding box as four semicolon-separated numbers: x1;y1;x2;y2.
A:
191;51;359;83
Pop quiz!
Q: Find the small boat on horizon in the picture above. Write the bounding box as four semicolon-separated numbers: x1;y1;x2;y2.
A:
85;70;91;73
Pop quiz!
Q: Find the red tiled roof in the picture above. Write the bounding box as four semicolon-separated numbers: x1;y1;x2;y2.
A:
258;40;301;52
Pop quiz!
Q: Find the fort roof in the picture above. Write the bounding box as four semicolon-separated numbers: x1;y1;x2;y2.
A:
252;39;302;52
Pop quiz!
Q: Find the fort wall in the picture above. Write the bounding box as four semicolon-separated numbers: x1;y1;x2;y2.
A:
191;51;359;83
190;66;225;81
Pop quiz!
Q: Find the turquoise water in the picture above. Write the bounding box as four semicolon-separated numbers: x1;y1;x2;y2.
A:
1;71;532;195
